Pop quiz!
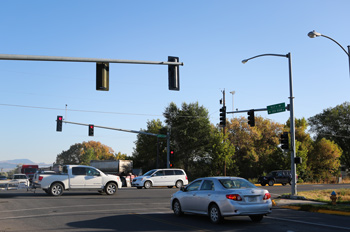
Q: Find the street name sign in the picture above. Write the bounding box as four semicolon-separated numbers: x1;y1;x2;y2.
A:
267;103;286;114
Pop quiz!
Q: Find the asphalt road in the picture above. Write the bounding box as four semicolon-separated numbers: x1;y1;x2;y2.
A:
0;184;349;232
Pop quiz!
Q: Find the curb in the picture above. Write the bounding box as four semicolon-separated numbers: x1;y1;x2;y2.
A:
280;205;350;216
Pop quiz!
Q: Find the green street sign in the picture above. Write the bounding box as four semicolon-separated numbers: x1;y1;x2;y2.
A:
157;134;167;138
267;103;286;114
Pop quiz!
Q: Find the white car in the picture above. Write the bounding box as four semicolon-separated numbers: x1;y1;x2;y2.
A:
171;176;272;224
13;174;30;187
132;168;188;189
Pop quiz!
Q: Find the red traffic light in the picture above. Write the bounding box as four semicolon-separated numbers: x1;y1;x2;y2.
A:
88;124;94;136
56;115;63;132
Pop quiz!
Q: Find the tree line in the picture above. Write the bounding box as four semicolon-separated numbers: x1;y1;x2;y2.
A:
54;101;349;182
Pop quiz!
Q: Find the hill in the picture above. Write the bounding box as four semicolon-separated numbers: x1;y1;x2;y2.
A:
0;159;51;172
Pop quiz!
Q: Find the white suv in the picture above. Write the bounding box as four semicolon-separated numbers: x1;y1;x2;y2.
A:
132;168;188;189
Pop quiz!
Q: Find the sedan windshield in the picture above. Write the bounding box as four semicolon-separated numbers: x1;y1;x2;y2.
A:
219;179;256;189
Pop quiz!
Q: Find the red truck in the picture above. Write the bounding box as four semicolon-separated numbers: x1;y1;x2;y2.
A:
21;164;39;182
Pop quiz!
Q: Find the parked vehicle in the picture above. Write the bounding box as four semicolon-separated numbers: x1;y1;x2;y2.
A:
32;165;122;196
12;174;30;187
1;174;30;190
132;168;188;189
21;164;39;182
258;170;292;186
0;175;7;180
171;176;272;224
90;160;134;187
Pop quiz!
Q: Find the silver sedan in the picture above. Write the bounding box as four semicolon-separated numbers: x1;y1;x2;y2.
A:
171;176;272;224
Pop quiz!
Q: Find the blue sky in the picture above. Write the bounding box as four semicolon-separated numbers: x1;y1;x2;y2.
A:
1;1;349;164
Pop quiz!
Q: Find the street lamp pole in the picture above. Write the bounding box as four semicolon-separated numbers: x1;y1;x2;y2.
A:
308;30;350;77
242;53;297;196
230;91;235;115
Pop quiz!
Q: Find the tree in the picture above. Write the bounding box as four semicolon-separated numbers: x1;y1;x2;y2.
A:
308;102;350;169
132;119;167;171
226;116;285;179
163;102;213;179
114;152;132;160
208;127;237;176
56;141;115;164
308;138;342;183
291;118;313;182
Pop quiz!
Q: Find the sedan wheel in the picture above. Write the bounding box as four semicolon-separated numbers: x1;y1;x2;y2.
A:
209;204;222;224
105;182;117;195
173;200;183;216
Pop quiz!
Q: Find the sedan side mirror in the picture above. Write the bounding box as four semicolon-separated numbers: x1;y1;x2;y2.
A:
180;186;186;192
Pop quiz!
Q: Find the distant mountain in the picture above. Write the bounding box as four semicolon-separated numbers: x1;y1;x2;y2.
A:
0;159;52;172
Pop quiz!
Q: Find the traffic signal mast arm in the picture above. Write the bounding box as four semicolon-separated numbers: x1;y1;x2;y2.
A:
226;107;268;114
0;54;184;66
61;119;167;138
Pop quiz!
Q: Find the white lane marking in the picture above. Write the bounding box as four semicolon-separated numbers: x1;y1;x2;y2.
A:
0;202;167;213
0;208;172;220
268;216;350;231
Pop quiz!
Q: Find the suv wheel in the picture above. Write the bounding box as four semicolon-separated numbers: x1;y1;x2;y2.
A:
268;180;274;186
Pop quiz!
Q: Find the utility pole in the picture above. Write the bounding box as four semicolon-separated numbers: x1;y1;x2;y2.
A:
222;89;226;176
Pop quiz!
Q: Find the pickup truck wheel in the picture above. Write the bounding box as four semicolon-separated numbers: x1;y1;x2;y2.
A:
50;183;63;196
105;182;117;195
268;180;274;186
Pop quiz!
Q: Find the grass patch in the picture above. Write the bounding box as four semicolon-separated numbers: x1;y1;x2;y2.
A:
281;188;350;213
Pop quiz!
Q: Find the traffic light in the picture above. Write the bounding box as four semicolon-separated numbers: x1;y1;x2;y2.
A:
88;124;94;136
170;150;174;159
168;56;180;91
280;132;289;150
247;110;255;127
56;116;63;132
219;106;226;127
96;62;109;91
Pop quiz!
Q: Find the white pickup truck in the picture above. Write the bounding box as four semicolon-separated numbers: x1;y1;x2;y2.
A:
32;165;122;196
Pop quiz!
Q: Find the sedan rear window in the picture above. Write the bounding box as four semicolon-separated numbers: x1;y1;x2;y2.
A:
219;179;256;189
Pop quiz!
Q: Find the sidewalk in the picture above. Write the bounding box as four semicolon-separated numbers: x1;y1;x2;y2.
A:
272;198;350;216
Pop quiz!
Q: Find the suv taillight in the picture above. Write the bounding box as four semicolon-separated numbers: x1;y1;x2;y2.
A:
39;176;44;181
226;194;242;201
263;193;271;200
186;176;188;180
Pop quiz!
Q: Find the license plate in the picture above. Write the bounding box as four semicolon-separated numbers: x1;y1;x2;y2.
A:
248;197;256;202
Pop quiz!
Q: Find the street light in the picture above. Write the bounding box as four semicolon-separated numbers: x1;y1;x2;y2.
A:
308;30;350;77
230;91;235;115
242;53;297;196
